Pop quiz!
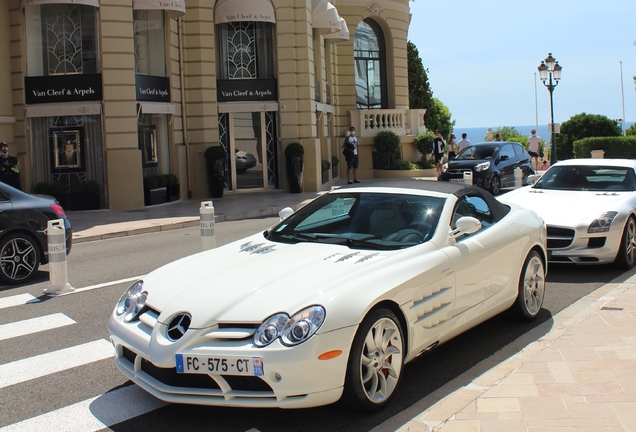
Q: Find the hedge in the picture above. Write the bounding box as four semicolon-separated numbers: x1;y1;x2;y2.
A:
573;136;636;159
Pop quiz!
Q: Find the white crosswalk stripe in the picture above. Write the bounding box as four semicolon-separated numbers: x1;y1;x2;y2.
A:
0;313;75;341
0;384;167;432
0;339;114;389
0;293;39;310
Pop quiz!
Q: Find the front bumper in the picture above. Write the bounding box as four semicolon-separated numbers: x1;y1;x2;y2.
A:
108;312;358;409
440;170;491;189
547;224;621;264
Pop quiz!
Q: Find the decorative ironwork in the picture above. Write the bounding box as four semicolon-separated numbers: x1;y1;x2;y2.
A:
265;112;278;188
44;5;84;75
226;22;256;79
218;113;231;190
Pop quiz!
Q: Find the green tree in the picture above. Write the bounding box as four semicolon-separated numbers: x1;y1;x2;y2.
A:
554;113;621;159
486;126;524;141
427;98;456;141
626;123;636;136
407;41;434;113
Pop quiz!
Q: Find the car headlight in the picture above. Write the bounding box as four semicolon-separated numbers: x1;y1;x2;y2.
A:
253;305;326;347
116;280;148;322
588;211;618;233
442;163;448;173
474;161;490;172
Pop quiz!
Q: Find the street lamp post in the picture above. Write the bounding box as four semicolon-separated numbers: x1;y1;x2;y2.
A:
537;53;562;165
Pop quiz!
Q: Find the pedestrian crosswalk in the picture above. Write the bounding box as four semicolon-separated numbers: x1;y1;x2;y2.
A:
0;291;165;431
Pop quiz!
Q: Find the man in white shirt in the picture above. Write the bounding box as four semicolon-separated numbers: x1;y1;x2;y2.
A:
527;129;541;170
457;133;470;152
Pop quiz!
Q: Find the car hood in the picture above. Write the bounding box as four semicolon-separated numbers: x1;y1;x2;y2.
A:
447;159;487;169
143;233;404;329
499;188;632;221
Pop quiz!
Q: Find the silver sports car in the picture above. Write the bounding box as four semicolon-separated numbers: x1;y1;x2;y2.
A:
498;159;636;268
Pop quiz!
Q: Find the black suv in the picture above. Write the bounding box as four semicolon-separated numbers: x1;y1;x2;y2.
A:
440;142;535;195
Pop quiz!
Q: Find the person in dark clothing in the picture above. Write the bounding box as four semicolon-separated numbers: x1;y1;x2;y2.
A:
0;142;21;190
431;130;445;180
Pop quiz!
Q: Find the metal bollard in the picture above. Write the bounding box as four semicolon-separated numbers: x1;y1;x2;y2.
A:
43;219;74;295
514;167;523;189
463;171;473;185
200;201;216;250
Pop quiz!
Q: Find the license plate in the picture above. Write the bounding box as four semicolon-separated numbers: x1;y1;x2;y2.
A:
450;178;464;183
175;354;263;376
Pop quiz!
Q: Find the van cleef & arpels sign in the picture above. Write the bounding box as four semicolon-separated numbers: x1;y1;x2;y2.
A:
25;74;103;104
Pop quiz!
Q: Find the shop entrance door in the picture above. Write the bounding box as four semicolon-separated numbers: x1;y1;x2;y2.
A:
218;111;278;191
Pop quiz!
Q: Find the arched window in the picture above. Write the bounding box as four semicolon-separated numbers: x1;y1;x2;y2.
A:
354;19;387;109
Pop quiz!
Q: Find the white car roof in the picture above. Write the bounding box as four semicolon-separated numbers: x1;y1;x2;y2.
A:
551;158;636;169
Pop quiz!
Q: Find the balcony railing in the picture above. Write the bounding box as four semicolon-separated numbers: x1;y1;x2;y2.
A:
349;109;427;138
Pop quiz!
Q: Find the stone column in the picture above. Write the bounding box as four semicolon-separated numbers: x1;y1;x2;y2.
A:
0;0;14;145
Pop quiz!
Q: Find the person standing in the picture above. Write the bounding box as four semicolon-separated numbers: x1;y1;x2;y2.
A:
447;134;457;160
494;133;502;141
457;133;471;152
0;142;21;190
342;126;360;184
527;129;541;170
432;130;445;180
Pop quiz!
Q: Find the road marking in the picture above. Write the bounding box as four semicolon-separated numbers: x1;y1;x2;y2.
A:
0;313;75;341
0;384;167;432
0;293;39;310
53;276;142;296
0;339;114;389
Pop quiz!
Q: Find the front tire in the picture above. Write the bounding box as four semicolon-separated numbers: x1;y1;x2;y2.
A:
0;233;41;285
341;308;404;412
510;250;545;321
615;216;636;269
489;175;501;195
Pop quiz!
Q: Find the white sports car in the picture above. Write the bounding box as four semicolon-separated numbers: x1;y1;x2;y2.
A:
499;159;636;268
108;180;547;411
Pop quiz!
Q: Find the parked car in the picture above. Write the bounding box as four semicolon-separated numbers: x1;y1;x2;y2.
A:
108;180;547;411
440;142;535;195
235;150;257;174
0;181;72;284
499;158;636;268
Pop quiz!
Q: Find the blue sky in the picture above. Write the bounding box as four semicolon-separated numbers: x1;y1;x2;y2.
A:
408;1;636;129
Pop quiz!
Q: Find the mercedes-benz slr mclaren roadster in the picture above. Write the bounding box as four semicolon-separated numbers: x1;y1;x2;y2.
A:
108;180;547;411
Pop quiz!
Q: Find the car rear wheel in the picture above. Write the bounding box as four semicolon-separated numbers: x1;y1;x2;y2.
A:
0;233;41;285
489;175;501;195
615;216;636;269
510;250;545;321
342;308;404;412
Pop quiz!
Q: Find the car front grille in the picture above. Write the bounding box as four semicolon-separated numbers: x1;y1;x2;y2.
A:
547;226;575;249
446;169;471;175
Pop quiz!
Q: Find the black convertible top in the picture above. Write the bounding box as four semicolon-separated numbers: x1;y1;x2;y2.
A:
339;178;511;222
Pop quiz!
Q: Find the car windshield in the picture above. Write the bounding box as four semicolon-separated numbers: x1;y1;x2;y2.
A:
533;165;636;191
266;192;445;250
455;145;500;160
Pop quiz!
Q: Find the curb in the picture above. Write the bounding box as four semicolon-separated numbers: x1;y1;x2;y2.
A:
372;275;636;432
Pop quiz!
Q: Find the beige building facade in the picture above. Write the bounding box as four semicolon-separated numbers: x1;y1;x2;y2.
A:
0;0;425;210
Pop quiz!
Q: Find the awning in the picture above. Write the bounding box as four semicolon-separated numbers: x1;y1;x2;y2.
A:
25;102;101;118
214;0;275;25
138;102;176;115
312;0;341;34
133;0;185;18
323;17;350;41
21;0;99;8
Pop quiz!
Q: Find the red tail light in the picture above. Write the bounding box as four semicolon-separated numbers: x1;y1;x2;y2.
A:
50;203;66;218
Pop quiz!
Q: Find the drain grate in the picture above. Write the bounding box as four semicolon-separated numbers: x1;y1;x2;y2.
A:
600;306;624;311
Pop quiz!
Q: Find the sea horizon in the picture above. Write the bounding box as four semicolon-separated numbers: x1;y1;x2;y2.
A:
454;122;634;142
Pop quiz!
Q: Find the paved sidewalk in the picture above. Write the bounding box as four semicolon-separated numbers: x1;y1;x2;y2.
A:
381;278;636;432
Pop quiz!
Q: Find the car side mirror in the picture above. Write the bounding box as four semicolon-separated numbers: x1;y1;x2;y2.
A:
526;174;538;185
499;154;509;161
279;207;294;220
449;216;482;239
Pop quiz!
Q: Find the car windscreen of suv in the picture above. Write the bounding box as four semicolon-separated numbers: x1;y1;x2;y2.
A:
455;145;500;160
266;192;445;250
533;165;636;191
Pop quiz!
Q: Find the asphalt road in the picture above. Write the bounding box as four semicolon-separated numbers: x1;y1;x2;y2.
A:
1;217;635;432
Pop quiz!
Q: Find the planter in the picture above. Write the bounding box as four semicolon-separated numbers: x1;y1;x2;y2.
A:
332;166;339;179
70;193;100;211
322;170;329;185
144;187;167;206
286;156;304;193
207;159;225;198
